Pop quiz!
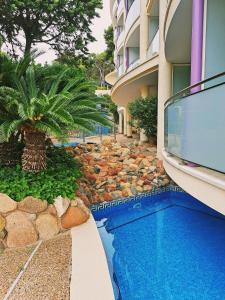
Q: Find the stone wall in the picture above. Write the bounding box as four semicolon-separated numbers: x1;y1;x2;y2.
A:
0;194;90;250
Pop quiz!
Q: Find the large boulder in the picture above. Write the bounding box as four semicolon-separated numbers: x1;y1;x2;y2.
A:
36;214;59;240
0;194;17;214
54;196;70;217
18;196;47;214
0;229;6;239
6;211;38;248
61;206;89;229
0;215;5;232
47;204;57;216
0;240;5;253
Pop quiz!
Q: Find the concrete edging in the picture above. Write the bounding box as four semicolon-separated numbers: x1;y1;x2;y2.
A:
70;215;115;300
162;149;225;215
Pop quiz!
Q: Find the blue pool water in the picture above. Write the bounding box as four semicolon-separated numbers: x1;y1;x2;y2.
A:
93;190;225;300
55;141;79;147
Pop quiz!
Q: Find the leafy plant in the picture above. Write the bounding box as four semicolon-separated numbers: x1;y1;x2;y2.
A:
0;66;110;172
128;96;158;139
0;146;81;204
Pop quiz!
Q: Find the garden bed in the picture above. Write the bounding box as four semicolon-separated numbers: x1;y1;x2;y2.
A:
69;136;172;206
0;146;90;250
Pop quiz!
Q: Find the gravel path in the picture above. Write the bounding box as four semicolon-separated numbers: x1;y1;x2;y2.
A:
6;233;71;300
0;245;35;299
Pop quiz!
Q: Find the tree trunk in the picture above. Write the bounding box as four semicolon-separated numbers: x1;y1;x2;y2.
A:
24;38;32;57
22;130;47;172
113;121;117;142
0;135;20;167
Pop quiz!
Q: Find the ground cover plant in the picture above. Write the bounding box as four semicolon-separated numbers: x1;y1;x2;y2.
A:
0;146;81;203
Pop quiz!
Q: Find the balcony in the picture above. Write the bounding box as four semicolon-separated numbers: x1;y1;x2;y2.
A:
117;0;124;18
112;0;118;17
118;64;124;77
125;0;140;37
114;29;118;43
114;51;117;65
117;30;124;50
147;28;159;59
164;72;225;173
127;58;140;72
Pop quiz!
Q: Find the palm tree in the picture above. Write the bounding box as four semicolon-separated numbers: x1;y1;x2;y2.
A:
0;86;22;166
0;66;110;172
0;50;40;166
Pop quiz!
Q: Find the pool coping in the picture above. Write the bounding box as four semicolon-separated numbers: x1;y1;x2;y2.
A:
70;215;115;300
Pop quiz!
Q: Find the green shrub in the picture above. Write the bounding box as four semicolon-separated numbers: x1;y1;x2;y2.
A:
128;96;158;138
0;147;81;203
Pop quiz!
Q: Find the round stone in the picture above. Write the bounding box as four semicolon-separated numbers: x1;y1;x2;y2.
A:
36;214;59;240
0;215;6;232
6;210;38;248
61;207;89;229
0;193;17;214
18;196;47;214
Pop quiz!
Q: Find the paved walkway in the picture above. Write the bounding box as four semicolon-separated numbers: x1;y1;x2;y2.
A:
1;233;71;300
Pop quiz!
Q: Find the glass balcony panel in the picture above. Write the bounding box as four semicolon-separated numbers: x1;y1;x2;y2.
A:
113;0;118;17
147;29;159;59
127;58;140;72
165;81;225;173
117;0;124;17
125;0;140;37
118;64;124;77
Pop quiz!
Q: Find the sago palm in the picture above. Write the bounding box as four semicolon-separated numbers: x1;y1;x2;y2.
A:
0;50;40;166
0;66;110;172
0;87;22;166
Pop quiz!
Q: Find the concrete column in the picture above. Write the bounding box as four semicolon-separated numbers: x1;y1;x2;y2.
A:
118;111;123;134
123;107;127;135
140;0;149;62
157;0;172;158
126;110;132;137
140;85;149;143
190;0;204;92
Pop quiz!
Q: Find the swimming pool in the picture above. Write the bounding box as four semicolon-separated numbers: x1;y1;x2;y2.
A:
92;187;225;300
55;141;79;147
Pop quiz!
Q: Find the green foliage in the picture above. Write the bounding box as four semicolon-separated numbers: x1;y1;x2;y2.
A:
0;147;81;203
34;62;87;92
101;94;119;124
0;65;111;142
0;0;102;56
0;50;41;87
104;26;115;65
128;96;158;138
56;51;114;87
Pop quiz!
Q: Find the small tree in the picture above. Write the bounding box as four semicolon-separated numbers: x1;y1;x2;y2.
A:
0;0;102;57
104;26;115;65
100;94;119;141
128;96;158;140
0;66;110;172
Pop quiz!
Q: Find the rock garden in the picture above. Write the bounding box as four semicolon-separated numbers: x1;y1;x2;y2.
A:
71;137;172;206
0;136;171;251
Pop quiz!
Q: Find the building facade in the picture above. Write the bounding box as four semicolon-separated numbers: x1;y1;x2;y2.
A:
107;0;225;215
